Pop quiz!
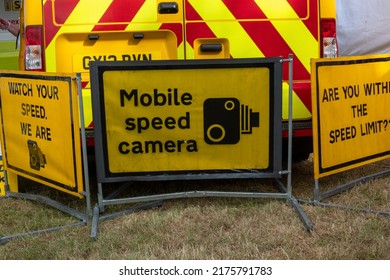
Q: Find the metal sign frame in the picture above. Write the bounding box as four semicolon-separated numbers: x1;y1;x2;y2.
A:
90;57;312;239
92;58;282;182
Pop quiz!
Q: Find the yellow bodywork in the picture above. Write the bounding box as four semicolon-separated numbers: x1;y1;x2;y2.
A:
18;0;337;128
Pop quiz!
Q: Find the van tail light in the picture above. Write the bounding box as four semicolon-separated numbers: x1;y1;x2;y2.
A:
320;18;338;58
24;25;45;71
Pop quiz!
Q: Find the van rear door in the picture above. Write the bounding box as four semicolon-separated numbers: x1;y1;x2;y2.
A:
43;0;184;130
48;0;183;76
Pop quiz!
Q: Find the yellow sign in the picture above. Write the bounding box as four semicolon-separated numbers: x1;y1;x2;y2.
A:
0;148;4;196
0;71;84;197
312;55;390;179
100;66;271;174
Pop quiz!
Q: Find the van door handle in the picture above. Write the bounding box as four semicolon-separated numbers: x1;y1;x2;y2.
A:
200;44;223;52
158;2;179;14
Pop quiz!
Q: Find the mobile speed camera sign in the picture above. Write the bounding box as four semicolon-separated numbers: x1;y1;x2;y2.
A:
91;58;283;182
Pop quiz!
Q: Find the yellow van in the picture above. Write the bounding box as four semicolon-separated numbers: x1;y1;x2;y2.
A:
18;0;337;159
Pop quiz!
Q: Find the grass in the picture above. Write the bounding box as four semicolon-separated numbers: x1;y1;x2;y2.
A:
0;156;389;259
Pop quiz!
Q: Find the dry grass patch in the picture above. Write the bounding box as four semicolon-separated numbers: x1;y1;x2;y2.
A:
0;157;389;259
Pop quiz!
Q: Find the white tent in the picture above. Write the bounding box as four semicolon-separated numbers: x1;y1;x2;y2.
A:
337;0;390;56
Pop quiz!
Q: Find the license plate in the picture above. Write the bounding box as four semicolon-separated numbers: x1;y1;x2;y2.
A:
73;52;161;72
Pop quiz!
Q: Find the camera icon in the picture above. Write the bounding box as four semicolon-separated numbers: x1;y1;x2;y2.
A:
203;98;260;145
27;140;47;171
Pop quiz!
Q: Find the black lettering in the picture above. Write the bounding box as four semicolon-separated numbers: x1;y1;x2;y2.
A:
154;89;166;106
151;117;163;130
342;85;359;99
21;103;27;115
83;56;91;70
177;140;185;152
165;117;176;129
20;122;32;136
133;54;141;61
329;126;356;143
182;92;192;105
125;113;191;133
186;140;198;152
322;88;339;102
21;103;46;119
140;93;153;106
142;54;152;60
8;82;33;96
132;141;143;154
35;126;52;141
119;88;193;107
119;142;130;154
351;104;368;118
178;112;190;129
125;118;136;131
93;55;103;62
136;117;149;133
167;88;180;105
15;1;21;9
165;140;176;152
117;140;198;154
364;82;390;95
329;130;335;144
360;120;385;136
122;55;131;61
145;140;163;153
36;84;59;100
120;89;138;107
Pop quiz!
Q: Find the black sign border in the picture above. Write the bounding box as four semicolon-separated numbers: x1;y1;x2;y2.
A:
91;58;283;183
